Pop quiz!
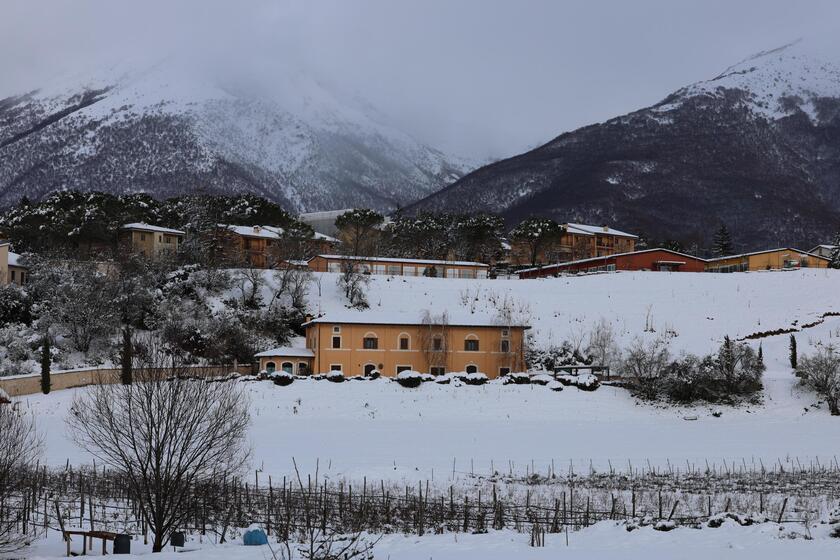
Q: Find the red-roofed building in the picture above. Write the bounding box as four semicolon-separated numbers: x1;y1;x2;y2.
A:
518;248;708;278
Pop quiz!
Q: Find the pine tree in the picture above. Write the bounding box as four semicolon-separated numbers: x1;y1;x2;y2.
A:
713;225;734;257
40;334;51;395
829;230;840;269
789;334;797;369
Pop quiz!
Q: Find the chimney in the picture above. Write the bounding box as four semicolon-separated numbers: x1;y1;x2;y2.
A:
602;225;609;232
253;225;261;233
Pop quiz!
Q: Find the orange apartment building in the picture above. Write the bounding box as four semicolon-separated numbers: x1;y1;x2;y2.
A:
308;255;489;279
218;225;339;268
509;223;637;266
263;311;529;378
119;223;185;259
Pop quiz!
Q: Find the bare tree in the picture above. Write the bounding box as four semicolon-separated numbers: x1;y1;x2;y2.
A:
797;345;840;415
66;340;251;552
586;319;621;370
236;265;266;308
337;262;369;309
622;335;672;399
420;311;450;371
270;266;313;312
0;404;41;555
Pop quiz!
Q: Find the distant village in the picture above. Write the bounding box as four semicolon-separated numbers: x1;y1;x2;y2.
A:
0;196;838;384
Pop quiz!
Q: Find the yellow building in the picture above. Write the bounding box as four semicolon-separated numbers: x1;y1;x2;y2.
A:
274;311;530;378
509;223;637;266
120;223;185;259
255;346;315;375
705;248;830;272
0;242;27;286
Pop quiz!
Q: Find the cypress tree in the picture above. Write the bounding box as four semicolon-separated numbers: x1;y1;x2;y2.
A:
757;343;764;368
120;326;133;385
40;334;51;395
829;230;840;269
789;334;797;369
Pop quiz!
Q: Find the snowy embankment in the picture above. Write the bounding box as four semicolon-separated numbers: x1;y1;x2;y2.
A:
20;269;840;482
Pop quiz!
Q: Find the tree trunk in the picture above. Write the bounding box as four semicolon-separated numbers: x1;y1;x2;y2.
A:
121;326;133;385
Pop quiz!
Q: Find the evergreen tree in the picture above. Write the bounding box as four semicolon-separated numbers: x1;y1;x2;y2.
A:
713;225;734;257
335;209;384;256
757;343;765;372
40;334;51;395
829;230;840;269
789;334;798;369
510;217;564;266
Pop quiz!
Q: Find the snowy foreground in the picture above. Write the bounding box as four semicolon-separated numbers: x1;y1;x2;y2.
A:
14;270;840;557
26;521;840;559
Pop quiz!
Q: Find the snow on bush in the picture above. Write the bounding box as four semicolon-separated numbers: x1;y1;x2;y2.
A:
396;370;423;388
547;380;564;392
326;370;345;383
464;372;488;386
270;370;294;386
529;373;554;386
574;373;600;391
503;372;531;385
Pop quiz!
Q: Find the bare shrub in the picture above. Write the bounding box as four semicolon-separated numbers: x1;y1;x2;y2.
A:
337;262;369;309
797;345;840;415
0;405;41;554
66;340;251;552
622;336;672;399
585;318;621;370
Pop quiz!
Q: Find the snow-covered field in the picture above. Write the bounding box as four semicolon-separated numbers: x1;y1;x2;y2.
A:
14;269;840;558
25;520;840;559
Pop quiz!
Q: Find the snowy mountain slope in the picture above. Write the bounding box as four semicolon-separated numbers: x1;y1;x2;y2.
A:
407;40;840;249
0;61;469;212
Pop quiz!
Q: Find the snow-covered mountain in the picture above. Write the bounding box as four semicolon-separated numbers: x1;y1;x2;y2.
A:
0;60;470;212
408;40;840;249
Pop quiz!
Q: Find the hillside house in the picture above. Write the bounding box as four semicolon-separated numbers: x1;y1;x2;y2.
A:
518;248;708;277
308;255;489;279
295;311;528;377
510;223;637;266
255;346;315;375
119;223;185;259
809;244;837;259
705;248;829;272
0;242;27;286
218;225;339;268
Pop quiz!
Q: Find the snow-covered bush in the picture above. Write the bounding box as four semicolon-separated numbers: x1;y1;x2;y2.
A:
326;370;345;383
529;373;554;386
622;336;672;400
503;372;531;385
270;371;294;386
573;373;600;391
0;285;32;327
547;380;564;392
797;345;840;415
364;369;381;380
0;324;38;377
528;341;593;372
464;372;488;386
396;370;423;388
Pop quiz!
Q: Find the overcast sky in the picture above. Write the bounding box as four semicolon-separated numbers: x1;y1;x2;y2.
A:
2;0;839;160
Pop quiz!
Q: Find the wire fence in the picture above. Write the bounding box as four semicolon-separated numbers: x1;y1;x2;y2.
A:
3;460;838;546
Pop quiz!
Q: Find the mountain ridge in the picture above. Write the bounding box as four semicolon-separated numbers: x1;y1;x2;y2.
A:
406;40;840;250
0;60;471;213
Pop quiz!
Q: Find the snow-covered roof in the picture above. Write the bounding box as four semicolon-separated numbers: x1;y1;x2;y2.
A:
221;225;338;243
121;223;185;235
518;248;707;274
810;244;837;252
304;310;529;328
254;347;315;358
565;223;638;239
313;254;488;268
8;252;25;268
706;247;830;262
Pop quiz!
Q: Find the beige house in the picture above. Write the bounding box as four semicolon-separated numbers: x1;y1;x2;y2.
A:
120;223;185;258
509;223;637;267
308;255;489;279
0;242;27;286
255;346;315;375
705;248;830;272
294;311;528;378
809;244;837;259
217;225;339;268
